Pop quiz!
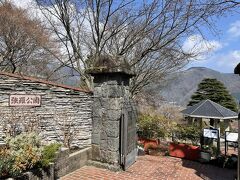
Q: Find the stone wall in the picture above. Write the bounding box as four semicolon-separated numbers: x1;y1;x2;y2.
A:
0;72;93;148
7;147;92;179
54;147;92;178
8;163;54;180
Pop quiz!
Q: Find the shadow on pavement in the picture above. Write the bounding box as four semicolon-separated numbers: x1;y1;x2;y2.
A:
181;158;236;180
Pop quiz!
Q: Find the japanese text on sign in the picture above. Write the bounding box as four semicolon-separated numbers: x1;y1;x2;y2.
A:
203;128;219;139
9;95;41;106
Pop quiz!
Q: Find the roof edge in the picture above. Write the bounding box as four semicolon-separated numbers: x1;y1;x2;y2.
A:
0;71;92;94
184;114;238;120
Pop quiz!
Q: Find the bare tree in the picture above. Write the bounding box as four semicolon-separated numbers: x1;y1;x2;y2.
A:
1;108;40;137
35;0;240;94
0;1;56;76
52;110;80;148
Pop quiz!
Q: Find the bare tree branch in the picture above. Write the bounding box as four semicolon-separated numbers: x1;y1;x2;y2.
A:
34;0;240;94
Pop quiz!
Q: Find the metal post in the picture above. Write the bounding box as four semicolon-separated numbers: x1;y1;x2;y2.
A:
225;132;227;156
217;129;220;156
233;62;240;180
238;111;240;180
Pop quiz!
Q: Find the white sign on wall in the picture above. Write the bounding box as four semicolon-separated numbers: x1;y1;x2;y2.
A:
203;128;219;139
9;95;41;107
226;132;238;142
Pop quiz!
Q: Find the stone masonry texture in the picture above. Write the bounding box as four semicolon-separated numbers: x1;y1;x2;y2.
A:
0;73;93;148
91;73;134;167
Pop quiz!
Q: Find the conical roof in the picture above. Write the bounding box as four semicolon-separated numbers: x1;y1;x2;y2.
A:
181;99;238;119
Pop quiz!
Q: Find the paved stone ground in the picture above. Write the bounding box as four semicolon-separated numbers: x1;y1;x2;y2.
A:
61;155;236;180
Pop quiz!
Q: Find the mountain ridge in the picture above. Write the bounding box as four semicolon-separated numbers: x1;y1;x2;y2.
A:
155;67;240;107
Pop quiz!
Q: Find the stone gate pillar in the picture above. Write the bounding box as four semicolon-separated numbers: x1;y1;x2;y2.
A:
88;56;135;169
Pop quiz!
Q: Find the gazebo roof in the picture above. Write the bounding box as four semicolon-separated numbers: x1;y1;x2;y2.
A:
181;99;238;119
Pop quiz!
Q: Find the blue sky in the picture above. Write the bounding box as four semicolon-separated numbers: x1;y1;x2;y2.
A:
186;12;240;73
11;0;240;74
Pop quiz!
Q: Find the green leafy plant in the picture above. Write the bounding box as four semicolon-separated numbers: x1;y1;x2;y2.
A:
165;150;170;156
137;142;144;148
201;145;210;151
174;124;201;145
3;133;42;177
40;143;61;168
138;113;176;139
0;147;15;177
0;133;62;178
202;145;218;157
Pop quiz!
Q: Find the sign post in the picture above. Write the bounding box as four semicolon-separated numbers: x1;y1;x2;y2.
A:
225;132;227;156
225;131;238;155
233;63;240;180
238;111;240;180
203;128;220;156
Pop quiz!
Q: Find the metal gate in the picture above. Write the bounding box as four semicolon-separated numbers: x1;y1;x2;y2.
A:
120;100;137;170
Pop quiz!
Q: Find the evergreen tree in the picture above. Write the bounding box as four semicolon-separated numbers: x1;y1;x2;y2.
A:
188;78;238;112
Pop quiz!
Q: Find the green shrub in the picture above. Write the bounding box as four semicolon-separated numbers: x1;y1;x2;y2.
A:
40;143;61;168
174;124;201;145
138;113;176;139
165;150;170;156
0;148;15;177
1;133;43;177
202;145;218;157
0;133;60;178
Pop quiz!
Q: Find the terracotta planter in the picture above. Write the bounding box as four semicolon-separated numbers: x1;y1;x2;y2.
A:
169;143;200;161
138;137;160;151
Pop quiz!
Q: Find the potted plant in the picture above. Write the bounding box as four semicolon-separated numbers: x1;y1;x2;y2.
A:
169;124;201;161
200;145;211;162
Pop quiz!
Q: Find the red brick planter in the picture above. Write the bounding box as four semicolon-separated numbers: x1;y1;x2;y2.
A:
169;142;200;161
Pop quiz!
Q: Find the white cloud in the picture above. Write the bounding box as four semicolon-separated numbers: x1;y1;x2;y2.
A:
11;0;33;8
183;35;222;60
216;50;240;68
189;50;240;73
228;20;240;38
10;0;45;21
